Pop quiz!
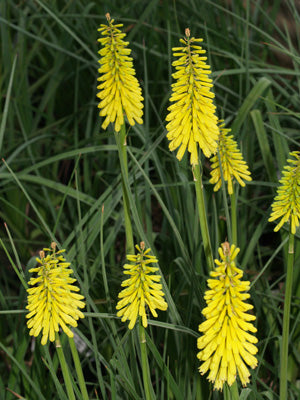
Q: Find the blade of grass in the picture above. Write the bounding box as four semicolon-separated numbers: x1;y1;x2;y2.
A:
0;236;27;290
145;330;183;400
34;0;98;62
1;160;56;243
0;54;17;157
250;109;277;183
265;89;289;172
231;77;271;135
0;17;88;63
0;341;46;400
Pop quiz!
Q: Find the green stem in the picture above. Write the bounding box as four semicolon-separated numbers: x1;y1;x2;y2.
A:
229;381;239;400
55;333;76;400
223;383;230;400
217;151;232;244
280;230;294;400
69;337;89;400
230;188;237;246
193;163;214;271
114;124;134;254
223;381;239;400
101;203;112;311
139;318;152;400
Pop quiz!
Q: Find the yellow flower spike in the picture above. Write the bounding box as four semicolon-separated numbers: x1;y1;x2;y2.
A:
197;242;258;391
26;243;85;345
269;151;300;234
209;121;252;195
97;13;143;132
166;28;219;165
116;242;168;329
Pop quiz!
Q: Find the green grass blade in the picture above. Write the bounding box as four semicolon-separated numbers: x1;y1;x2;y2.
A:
231;77;271;135
0;341;46;400
0;54;17;156
251;109;277;183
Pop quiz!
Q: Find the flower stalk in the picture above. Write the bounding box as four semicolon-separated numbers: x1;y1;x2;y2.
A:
139;318;152;400
114;124;134;254
55;333;76;400
231;189;238;246
218;151;232;245
69;337;89;400
193;162;214;272
224;381;239;400
280;229;294;400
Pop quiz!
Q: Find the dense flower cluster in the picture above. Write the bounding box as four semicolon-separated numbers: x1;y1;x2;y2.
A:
26;243;85;345
116;242;168;329
197;242;258;390
209;121;252;194
269;151;300;234
165;28;219;165
97;13;143;132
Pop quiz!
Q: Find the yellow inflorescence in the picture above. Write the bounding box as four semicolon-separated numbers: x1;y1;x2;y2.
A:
209;121;252;194
97;13;143;132
165;28;219;165
26;243;85;345
116;242;168;330
269;151;300;234
197;242;258;391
